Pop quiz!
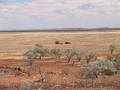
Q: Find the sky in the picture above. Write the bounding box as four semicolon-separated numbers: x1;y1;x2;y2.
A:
0;0;120;30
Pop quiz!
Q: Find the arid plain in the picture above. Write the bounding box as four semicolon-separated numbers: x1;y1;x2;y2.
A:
0;31;120;90
0;31;120;59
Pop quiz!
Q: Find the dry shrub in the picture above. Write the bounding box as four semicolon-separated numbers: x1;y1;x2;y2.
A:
77;59;117;79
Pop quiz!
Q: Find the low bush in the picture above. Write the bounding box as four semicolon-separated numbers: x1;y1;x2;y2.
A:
90;59;117;75
64;48;77;63
75;50;83;62
33;45;49;60
50;48;63;60
78;59;117;79
107;54;120;70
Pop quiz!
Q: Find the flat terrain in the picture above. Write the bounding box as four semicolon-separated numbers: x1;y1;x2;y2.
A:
0;31;120;90
0;31;120;59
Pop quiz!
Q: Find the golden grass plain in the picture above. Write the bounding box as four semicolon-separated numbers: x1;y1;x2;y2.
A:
0;31;120;59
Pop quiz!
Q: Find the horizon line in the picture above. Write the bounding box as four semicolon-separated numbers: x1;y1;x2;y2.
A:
0;27;120;32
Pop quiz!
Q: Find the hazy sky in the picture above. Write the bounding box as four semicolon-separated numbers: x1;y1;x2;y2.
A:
0;0;120;30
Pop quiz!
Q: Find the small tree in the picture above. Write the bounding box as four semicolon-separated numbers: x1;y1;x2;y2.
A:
85;52;96;64
34;45;49;60
50;48;63;60
64;48;77;63
109;44;116;55
24;49;37;77
24;49;37;66
75;50;83;62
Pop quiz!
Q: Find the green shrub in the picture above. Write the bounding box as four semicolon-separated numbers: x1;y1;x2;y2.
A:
75;50;83;62
109;44;116;55
33;45;49;59
78;59;117;79
51;48;63;60
64;48;77;63
24;49;37;77
24;49;37;65
107;54;120;70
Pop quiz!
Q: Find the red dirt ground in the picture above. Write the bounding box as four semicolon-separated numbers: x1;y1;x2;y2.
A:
0;54;120;90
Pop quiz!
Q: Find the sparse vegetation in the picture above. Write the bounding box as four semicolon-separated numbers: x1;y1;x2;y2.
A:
24;49;37;77
24;49;37;66
84;52;97;64
79;59;117;79
50;48;63;60
33;44;49;60
107;53;120;70
64;48;77;63
75;50;83;62
109;44;116;55
1;32;120;89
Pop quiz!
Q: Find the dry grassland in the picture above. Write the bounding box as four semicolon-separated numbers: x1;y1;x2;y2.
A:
0;31;120;59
